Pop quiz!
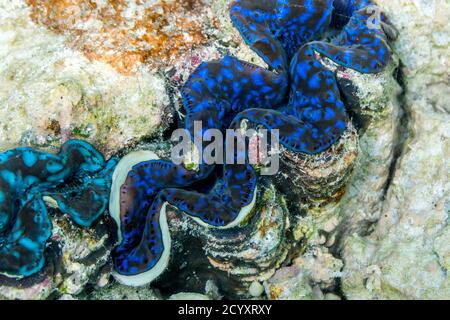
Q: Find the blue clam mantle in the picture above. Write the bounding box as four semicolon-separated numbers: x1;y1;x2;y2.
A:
110;0;397;285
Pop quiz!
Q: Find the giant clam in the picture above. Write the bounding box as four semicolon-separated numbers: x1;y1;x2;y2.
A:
0;140;117;278
109;0;398;288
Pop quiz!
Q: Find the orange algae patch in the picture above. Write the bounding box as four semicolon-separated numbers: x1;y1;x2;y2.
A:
26;0;212;74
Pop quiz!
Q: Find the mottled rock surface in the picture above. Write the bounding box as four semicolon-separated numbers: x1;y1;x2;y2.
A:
340;0;450;300
0;0;172;155
84;283;161;300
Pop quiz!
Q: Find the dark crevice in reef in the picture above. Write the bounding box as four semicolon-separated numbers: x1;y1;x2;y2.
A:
381;61;410;201
330;233;348;300
337;76;372;134
331;278;347;300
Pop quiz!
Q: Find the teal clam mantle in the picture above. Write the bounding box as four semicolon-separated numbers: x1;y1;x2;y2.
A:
0;140;117;278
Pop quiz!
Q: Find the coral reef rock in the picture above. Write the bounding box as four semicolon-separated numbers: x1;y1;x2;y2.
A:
265;247;343;300
0;0;172;156
339;0;450;300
